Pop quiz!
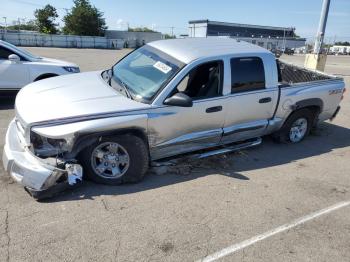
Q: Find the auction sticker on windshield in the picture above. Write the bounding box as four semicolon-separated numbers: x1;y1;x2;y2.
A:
153;61;172;74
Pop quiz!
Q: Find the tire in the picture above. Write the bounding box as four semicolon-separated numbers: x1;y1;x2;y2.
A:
79;134;149;185
272;109;314;143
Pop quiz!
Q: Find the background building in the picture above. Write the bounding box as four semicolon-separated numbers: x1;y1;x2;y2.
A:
105;30;162;48
189;20;306;50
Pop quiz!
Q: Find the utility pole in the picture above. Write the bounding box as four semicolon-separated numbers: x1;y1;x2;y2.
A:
171;26;174;38
304;0;331;71
2;17;7;35
21;18;26;29
18;18;21;32
97;18;100;36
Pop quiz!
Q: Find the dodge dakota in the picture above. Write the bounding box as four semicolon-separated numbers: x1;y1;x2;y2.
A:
2;38;346;198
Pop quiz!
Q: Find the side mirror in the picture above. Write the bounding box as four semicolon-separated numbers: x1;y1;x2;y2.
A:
164;92;193;107
8;54;20;63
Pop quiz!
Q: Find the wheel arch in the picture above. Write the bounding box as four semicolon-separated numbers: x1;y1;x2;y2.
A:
34;73;59;81
71;127;149;158
293;98;323;113
283;98;323;127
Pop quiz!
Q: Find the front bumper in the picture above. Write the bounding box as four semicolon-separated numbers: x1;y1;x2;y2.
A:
2;120;82;198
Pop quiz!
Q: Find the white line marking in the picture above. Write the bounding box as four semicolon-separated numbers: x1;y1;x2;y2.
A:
199;201;350;262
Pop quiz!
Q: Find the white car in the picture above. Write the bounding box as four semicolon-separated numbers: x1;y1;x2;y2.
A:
0;40;80;90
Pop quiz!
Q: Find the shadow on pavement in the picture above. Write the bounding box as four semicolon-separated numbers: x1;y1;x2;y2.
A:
44;121;350;203
0;91;18;110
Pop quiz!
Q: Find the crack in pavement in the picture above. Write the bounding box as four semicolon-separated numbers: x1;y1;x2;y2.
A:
4;211;10;262
101;198;109;211
201;214;218;258
113;233;121;262
2;177;11;262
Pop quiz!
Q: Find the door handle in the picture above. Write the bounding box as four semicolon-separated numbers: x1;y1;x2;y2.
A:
259;97;272;103
206;106;222;113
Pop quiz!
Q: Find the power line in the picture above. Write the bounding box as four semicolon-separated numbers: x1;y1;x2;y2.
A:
11;0;70;11
12;0;42;7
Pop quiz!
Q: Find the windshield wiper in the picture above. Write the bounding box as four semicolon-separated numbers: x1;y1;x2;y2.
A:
108;68;113;85
116;77;134;100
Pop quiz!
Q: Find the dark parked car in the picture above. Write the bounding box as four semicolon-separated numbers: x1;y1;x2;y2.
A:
270;48;282;58
283;48;295;55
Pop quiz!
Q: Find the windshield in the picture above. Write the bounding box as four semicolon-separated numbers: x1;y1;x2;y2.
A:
112;45;184;102
4;41;41;60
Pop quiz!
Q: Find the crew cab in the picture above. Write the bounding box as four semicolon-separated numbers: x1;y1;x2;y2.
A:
2;38;346;198
0;40;80;90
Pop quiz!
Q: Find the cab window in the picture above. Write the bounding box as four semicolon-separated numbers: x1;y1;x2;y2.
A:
175;61;223;100
230;57;265;93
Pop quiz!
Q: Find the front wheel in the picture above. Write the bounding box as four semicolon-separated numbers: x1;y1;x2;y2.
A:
80;134;149;185
272;109;314;143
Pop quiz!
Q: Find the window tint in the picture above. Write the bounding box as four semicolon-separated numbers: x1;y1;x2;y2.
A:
175;61;223;100
0;47;13;60
230;57;265;93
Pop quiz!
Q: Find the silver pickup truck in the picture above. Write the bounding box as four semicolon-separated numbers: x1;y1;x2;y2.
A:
2;38;346;198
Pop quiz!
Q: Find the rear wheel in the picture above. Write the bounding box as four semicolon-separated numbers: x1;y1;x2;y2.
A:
80;134;149;185
272;109;314;143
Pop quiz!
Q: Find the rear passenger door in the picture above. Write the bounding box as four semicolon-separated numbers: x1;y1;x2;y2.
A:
221;56;278;144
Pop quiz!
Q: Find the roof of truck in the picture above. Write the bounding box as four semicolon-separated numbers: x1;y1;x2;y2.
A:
148;38;270;64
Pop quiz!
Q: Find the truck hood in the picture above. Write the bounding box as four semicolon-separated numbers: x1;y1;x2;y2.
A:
15;71;149;126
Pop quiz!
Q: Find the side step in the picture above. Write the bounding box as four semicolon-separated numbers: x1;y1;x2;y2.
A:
194;137;262;159
151;137;262;166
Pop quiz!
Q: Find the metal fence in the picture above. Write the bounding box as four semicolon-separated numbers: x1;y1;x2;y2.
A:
0;31;125;49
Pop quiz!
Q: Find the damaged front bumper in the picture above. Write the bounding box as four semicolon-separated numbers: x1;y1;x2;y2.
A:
2;120;82;199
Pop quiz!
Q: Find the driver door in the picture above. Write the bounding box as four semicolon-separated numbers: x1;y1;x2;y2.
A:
148;60;226;160
0;46;29;90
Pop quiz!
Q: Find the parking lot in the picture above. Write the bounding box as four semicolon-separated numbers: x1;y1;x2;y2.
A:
0;48;349;262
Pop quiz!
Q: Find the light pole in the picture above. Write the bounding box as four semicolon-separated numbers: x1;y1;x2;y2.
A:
305;0;331;71
313;0;331;54
282;29;286;53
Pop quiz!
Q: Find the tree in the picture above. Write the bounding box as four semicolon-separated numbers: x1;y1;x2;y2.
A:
128;27;157;33
163;34;176;39
4;20;38;31
335;41;350;46
34;4;58;34
63;0;107;36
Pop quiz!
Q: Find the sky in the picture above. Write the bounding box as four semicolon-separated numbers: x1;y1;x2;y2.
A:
1;0;349;41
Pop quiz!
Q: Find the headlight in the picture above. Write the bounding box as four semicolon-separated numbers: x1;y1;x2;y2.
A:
31;131;69;157
63;66;80;73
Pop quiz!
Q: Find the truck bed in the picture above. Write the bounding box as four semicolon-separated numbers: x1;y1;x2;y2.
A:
277;60;334;86
274;59;345;126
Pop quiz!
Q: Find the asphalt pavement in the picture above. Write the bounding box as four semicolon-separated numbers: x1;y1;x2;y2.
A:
0;49;349;262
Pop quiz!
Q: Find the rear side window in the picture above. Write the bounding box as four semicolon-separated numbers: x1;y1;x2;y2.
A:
230;57;265;93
